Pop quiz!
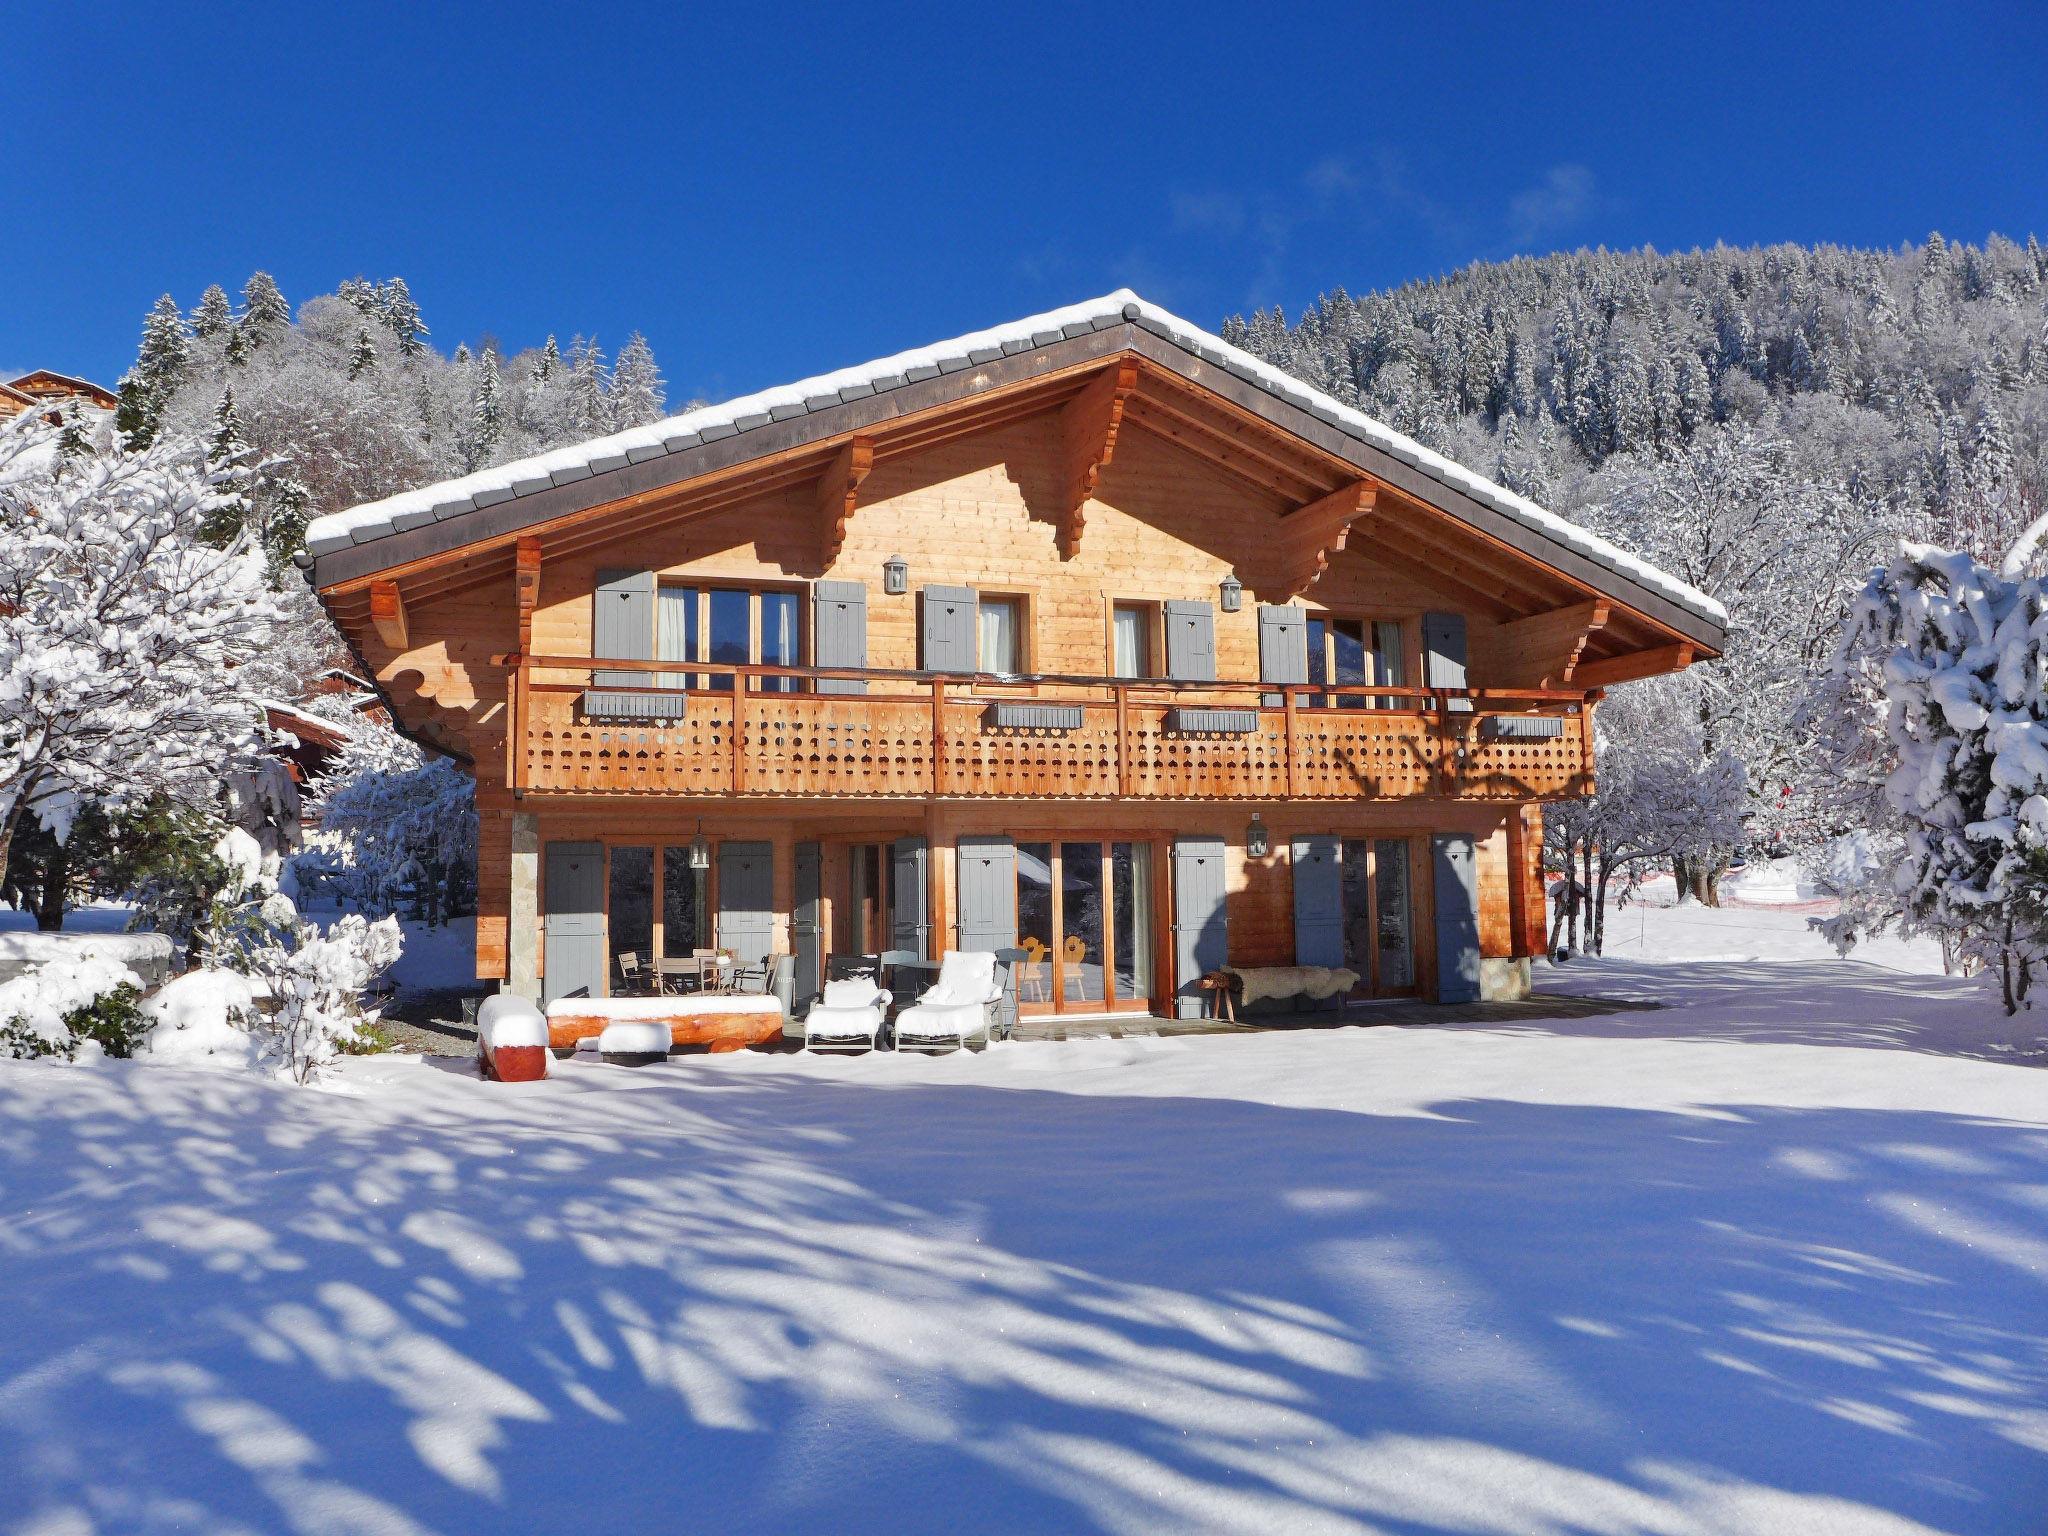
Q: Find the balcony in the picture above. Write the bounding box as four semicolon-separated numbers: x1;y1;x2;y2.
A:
502;656;1595;803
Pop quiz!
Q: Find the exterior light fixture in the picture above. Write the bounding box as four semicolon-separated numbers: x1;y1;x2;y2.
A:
688;820;711;871
1245;811;1269;858
883;555;909;595
1219;572;1243;613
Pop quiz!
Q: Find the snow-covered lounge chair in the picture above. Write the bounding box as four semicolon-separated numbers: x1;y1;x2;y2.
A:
802;977;892;1053
891;950;1003;1053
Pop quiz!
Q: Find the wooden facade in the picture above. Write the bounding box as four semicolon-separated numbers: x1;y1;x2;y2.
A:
309;300;1719;1018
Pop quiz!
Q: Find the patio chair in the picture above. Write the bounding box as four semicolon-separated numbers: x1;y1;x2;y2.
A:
614;952;660;996
802;976;892;1052
892;950;1004;1052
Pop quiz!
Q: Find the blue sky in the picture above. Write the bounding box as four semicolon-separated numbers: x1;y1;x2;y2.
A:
5;1;2045;401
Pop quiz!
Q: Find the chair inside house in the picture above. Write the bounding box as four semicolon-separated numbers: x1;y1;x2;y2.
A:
614;952;659;997
802;976;893;1052
892;950;1005;1052
1015;936;1050;1003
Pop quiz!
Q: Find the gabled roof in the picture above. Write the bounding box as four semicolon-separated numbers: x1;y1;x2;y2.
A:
7;370;117;409
306;290;1728;645
0;382;35;417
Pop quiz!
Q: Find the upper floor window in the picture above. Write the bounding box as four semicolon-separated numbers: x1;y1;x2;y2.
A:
979;595;1023;674
1111;602;1156;678
1307;616;1407;707
657;583;802;691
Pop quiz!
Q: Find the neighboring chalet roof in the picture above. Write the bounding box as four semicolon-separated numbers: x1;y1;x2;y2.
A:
0;382;36;419
305;291;1727;650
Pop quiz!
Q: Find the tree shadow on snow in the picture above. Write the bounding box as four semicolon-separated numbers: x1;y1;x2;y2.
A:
0;1060;2043;1535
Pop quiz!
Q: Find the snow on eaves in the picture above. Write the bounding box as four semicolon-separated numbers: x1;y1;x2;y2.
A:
306;290;1728;629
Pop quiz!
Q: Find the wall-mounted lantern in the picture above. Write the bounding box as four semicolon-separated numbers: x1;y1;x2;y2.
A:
1245;811;1269;859
1219;572;1243;613
688;819;712;871
883;555;910;596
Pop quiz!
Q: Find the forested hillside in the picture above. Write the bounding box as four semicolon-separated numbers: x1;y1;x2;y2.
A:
1228;235;2048;922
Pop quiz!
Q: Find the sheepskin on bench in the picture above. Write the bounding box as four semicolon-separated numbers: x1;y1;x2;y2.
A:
1223;965;1360;1009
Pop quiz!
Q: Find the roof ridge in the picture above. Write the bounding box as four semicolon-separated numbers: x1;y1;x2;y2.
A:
306;290;1726;628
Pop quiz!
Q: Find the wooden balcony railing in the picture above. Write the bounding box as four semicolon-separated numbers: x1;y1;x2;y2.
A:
497;655;1596;803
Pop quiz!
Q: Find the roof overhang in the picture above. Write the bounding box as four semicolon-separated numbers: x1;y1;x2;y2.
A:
309;315;1727;656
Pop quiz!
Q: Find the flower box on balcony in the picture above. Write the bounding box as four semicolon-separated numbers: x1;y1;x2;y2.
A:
582;689;690;721
983;702;1085;731
1479;714;1566;741
1166;707;1259;735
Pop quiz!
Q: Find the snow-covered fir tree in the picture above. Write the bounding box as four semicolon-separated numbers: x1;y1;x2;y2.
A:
190;284;235;340
114;295;194;447
240;271;290;341
611;332;667;427
565;335;611;436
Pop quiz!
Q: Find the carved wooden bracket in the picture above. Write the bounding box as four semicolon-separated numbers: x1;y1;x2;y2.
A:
1267;479;1379;599
1575;641;1694;690
514;536;542;650
368;580;408;649
1495;599;1610;688
1057;360;1139;559
816;436;876;567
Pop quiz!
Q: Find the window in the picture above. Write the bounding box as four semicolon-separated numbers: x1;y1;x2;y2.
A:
652;584;804;691
1308;615;1408;708
1111;603;1154;678
978;596;1022;674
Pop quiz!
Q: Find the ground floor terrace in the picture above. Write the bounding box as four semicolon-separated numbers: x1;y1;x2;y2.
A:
477;797;1547;1017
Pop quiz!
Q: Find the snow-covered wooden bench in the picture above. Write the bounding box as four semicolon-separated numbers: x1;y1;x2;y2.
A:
543;994;785;1054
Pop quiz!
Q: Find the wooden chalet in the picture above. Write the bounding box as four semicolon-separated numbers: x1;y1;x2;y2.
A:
0;370;118;421
303;292;1725;1019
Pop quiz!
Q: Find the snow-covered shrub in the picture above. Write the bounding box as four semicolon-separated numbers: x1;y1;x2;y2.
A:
0;955;144;1062
244;903;404;1083
138;969;261;1069
1828;540;2048;1007
308;730;475;923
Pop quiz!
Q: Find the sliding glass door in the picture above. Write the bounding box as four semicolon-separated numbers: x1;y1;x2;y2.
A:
1340;836;1420;996
1015;839;1156;1013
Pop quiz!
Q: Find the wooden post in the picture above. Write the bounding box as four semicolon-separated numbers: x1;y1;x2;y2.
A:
513;656;531;793
931;677;947;796
1282;687;1298;800
731;672;747;794
1115;683;1132;799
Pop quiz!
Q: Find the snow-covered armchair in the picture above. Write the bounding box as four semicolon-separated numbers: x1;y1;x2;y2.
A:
892;951;1003;1053
802;977;892;1053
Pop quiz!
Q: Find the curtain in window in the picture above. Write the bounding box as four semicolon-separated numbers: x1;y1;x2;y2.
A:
979;599;1019;674
1372;619;1405;709
1112;606;1146;678
655;585;696;689
761;591;799;693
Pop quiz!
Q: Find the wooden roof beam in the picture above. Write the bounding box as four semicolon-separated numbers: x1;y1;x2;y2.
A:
1493;600;1611;689
1371;520;1557;613
1123;399;1323;501
1264;480;1379;601
1575;642;1695;689
815;435;875;567
514;536;541;651
368;580;408;650
1057;360;1138;559
1128;384;1336;495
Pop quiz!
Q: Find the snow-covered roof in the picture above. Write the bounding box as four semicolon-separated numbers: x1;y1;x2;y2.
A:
307;290;1727;632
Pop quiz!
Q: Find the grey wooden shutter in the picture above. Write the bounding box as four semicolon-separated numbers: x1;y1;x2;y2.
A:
793;841;823;1012
1170;835;1229;1018
589;568;663;717
541;841;606;1004
716;841;775;967
921;585;978;673
1164;600;1218;682
813;580;868;695
1291;835;1344;968
1432;833;1482;1003
1423;611;1471;713
1259;604;1308;707
891;836;931;957
955;835;1018;1034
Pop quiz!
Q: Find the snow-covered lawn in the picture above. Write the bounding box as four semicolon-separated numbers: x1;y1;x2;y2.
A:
3;931;2045;1534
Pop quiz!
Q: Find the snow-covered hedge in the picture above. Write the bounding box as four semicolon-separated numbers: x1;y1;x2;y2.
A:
0;956;145;1061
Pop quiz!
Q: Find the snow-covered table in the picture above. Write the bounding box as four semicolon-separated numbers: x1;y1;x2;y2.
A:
543;993;785;1053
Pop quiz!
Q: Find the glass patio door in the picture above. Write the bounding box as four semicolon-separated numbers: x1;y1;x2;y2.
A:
1015;839;1155;1013
1340;836;1419;997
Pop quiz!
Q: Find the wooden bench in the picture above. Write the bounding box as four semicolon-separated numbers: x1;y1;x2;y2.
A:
543;994;784;1054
